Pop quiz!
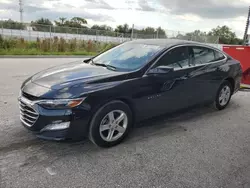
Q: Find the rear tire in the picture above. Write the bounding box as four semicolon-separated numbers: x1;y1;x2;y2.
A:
89;100;133;148
214;80;232;110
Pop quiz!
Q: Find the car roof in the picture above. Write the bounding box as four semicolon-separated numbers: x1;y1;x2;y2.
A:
127;39;204;48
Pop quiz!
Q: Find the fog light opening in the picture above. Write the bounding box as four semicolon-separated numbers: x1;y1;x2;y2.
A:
41;121;70;132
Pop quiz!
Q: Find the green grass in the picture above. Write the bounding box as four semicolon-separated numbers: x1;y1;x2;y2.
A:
0;35;118;56
0;48;98;56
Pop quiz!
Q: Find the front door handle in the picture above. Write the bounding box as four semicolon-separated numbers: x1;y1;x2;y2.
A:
161;80;175;91
176;75;188;81
161;74;189;91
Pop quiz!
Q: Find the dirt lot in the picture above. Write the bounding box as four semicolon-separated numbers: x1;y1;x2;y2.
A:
1;58;250;188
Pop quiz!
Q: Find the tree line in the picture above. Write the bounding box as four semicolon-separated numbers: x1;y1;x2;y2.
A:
0;17;243;44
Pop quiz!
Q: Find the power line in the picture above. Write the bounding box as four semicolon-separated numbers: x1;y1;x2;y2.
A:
19;0;23;23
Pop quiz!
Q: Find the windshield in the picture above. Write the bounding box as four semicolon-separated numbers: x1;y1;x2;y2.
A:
92;43;163;71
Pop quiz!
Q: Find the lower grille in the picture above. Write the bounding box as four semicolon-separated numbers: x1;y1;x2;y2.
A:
19;98;39;127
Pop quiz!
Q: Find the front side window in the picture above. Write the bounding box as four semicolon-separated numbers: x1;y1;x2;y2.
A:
156;46;189;69
92;43;163;71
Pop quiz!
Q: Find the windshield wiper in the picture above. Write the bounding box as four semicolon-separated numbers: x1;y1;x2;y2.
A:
93;63;117;71
83;58;95;65
85;58;117;71
89;58;95;65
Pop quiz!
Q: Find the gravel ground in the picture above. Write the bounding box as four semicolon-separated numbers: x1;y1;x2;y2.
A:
1;58;250;188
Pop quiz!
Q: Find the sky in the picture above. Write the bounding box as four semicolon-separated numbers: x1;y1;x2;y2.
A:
0;0;250;37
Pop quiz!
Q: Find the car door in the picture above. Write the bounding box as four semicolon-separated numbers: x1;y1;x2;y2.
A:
136;46;203;119
188;45;228;103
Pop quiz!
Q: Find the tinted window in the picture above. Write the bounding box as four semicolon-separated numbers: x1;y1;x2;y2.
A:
92;43;163;71
157;46;189;69
214;50;225;61
191;46;215;65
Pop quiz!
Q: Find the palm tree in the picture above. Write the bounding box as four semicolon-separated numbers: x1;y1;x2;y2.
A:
59;17;66;25
71;17;87;25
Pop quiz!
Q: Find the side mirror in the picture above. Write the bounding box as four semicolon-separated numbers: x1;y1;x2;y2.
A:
147;65;174;75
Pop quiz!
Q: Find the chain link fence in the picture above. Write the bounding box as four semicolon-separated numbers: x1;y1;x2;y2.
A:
0;22;222;54
1;23;219;44
1;23;128;43
132;30;219;44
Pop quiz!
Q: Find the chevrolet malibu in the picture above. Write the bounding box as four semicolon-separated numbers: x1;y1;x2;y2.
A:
18;39;242;147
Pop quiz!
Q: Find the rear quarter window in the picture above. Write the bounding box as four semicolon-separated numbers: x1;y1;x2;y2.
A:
214;50;226;61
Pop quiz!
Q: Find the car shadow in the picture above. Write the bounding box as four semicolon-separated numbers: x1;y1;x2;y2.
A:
1;99;241;169
239;88;250;92
127;103;223;143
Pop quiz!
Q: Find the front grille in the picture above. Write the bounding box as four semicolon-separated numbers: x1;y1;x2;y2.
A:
19;98;39;127
22;92;40;101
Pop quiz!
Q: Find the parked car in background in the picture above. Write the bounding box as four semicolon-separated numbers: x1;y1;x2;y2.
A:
18;39;242;147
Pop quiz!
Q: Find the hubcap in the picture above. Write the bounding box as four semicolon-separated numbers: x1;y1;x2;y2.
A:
99;110;128;142
219;85;231;106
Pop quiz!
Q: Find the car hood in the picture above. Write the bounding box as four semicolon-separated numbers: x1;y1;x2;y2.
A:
30;61;124;90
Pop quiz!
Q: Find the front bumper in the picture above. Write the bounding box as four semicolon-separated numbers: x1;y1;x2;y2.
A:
19;96;92;141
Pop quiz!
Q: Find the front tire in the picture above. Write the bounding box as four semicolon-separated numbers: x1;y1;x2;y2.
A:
214;80;232;110
89;100;133;148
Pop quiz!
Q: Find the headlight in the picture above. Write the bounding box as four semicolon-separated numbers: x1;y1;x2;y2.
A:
37;98;86;109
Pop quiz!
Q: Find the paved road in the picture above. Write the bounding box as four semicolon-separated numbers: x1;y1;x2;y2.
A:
1;58;250;188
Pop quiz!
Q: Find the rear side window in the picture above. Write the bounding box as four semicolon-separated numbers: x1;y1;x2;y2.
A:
191;46;215;65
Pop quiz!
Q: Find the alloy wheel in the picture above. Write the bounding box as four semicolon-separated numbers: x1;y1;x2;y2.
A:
99;110;128;142
219;85;231;106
